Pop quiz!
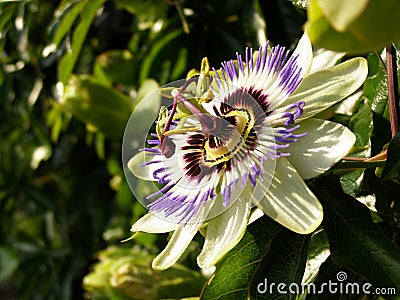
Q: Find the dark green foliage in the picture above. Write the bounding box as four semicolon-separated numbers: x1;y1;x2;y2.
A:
1;0;400;299
201;216;309;299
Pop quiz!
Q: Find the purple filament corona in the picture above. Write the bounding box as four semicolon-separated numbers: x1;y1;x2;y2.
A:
138;43;307;224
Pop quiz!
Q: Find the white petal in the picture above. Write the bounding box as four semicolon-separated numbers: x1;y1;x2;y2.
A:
197;194;251;269
310;48;346;74
248;208;264;225
285;118;356;179
334;90;363;115
130;213;178;233
152;222;202;270
250;157;276;206
291;32;313;78
127;151;159;181
255;157;323;234
285;57;368;121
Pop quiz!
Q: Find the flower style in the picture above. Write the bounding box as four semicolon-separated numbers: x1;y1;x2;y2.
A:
127;33;368;270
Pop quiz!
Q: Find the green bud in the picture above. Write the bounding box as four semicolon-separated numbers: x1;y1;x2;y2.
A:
83;246;205;299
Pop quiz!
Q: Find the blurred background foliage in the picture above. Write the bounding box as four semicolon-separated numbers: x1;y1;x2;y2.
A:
1;0;400;299
0;0;305;298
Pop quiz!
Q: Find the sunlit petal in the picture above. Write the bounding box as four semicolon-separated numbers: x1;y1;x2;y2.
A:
291;32;313;78
285;57;368;121
130;213;178;233
256;157;323;234
285;118;356;179
310;48;346;74
197;194;251;269
152;222;202;270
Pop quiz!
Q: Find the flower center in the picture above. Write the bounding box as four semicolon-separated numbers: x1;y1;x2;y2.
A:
203;109;255;166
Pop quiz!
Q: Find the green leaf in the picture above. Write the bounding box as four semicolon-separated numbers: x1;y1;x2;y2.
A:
251;231;309;298
139;29;186;85
46;100;72;143
306;0;400;53
364;44;400;125
133;78;161;109
93;50;138;86
114;0;168;30
382;130;400;182
337;98;373;195
0;3;16;33
122;79;161;196
0;246;19;282
201;216;309;299
51;1;87;47
302;230;330;284
59;0;106;84
306;255;365;300
363;52;390;121
336;97;373;194
342;0;400;50
0;3;16;58
314;176;400;290
340;169;364;197
317;0;369;32
62;75;133;139
305;0;371;54
348;100;373;149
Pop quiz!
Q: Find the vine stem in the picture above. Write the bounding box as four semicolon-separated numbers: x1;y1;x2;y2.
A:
386;44;400;137
342;149;387;162
167;0;190;34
